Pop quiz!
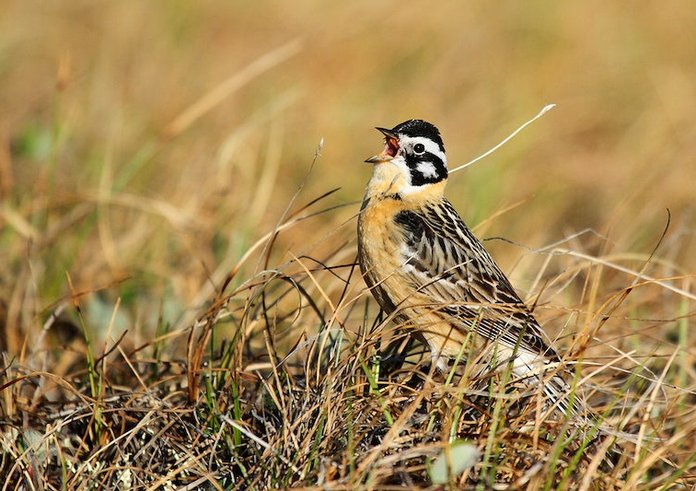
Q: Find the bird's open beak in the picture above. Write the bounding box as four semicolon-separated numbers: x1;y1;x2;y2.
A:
365;127;399;163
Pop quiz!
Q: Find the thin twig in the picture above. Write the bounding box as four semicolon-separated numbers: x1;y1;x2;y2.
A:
449;104;556;174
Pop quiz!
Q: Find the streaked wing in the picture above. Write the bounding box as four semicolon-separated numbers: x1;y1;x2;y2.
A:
394;199;559;361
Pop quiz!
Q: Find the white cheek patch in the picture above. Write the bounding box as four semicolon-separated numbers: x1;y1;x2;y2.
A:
416;161;438;179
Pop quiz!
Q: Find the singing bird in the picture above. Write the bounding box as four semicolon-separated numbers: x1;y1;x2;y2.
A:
357;119;580;417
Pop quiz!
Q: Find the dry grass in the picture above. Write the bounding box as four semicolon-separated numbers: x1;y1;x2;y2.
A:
1;2;695;489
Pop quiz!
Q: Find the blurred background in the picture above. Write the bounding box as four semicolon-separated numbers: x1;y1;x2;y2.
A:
1;1;695;355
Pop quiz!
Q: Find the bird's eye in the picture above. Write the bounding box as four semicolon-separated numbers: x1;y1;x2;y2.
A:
413;143;426;154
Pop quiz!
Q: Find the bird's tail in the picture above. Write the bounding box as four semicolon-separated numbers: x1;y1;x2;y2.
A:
540;369;648;446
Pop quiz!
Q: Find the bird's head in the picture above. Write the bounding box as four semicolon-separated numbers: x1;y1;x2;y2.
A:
365;119;448;196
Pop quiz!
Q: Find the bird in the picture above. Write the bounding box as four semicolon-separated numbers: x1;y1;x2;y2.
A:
356;119;583;419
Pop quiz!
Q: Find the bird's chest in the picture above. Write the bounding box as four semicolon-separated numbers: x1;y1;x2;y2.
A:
357;196;409;290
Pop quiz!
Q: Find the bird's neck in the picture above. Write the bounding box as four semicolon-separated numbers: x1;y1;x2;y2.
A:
364;163;447;204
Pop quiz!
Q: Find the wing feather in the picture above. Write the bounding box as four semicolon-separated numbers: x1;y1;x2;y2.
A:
394;200;559;361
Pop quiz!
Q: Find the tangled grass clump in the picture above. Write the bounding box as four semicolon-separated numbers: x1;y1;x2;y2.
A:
2;189;694;489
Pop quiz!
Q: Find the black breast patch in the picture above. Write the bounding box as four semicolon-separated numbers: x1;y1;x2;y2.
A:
394;210;423;237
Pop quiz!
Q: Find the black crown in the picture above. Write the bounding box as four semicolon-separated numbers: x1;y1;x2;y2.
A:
391;119;445;152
